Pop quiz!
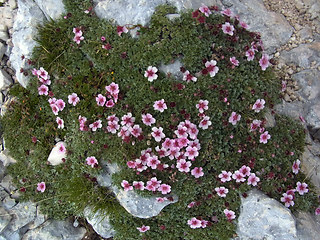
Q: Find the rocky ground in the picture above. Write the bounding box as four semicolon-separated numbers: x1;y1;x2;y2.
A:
0;0;319;239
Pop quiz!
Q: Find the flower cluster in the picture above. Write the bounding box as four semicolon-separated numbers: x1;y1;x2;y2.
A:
32;67;51;95
121;177;171;195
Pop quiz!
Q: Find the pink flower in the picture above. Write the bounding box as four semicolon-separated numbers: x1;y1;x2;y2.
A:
121;113;135;127
247;173;260;186
162;138;173;149
37;182;46;192
117;26;128;36
246;48;255;61
199;116;212;130
315;207;320;215
187;217;202;229
50;104;59;115
156;197;167;203
107;114;119;123
177;137;189;148
58;142;66;153
56;117;64;129
73;27;82;36
144;66;158;82
142;113;156;126
38;84;48;96
191;167;204;178
155;146;168;158
259;54;270;71
228;112;241;125
201;220;208;228
187;201;196;208
188;124;199;140
86;156;98;168
219;171;232;182
240;21;249;29
107;121;120;134
176;159;192;173
185;146;199;160
101;36;106;41
222;22;234;36
153;99;167;112
105;99;115;108
215;186;229;197
224;209;236;221
199;4;212;17
232;170;245;183
196;100;209;113
205;60;219;77
259;131;271;144
230;57;239;66
281;193;294;207
158;184;171;194
105;82;120;95
133;181;145;190
68;93;80;106
239;165;251;177
135;159;147;172
183;70;197;82
137;225;150;233
89;120;102;132
39;77;51;85
73;35;84;44
55;99;65;111
252;99;265;113
37;67;49;80
127;161;136;169
221;8;233;17
250;119;261;132
146;177;161;191
151;127;165;142
118;126;130;139
296;182;308;195
175;126;188;138
121;180;133;191
96;94;106;106
292;160;301;174
129;124;142;138
147;155;160;169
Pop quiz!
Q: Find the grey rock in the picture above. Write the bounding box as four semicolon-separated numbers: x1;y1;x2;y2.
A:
264;108;275;128
280;42;320;69
298;27;313;41
166;13;181;21
22;220;86;240
2;195;17;210
0;69;12;90
34;0;65;20
294;69;320;101
295;211;320;240
275;100;306;120
159;59;183;79
0;42;6;60
236;189;297;240
9;201;38;232
301;144;320;189
0;31;9;41
1;230;20;240
0;149;17;166
306;103;320;129
0;206;12;233
84;208;115;239
0;161;4;181
0;175;16;193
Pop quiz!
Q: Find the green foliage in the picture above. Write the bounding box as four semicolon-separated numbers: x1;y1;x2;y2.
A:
1;0;318;239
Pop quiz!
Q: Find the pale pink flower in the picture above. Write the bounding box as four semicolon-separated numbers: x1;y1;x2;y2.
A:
232;170;246;183
144;66;158;82
259;54;270;71
292;160;301;174
51;104;59;115
177;137;189;148
96;94;106;106
127;161;136;169
147;155;160;169
55;99;65;111
176;159;192;173
153;99;167;112
146;177;161;191
135;159;147;172
129;124;142;138
199;116;212;130
281;193;294;207
201;220;208;228
48;98;56;105
105;82;119;95
252;99;265;113
121;113;135;127
56;117;64;129
215;186;229;197
296;182;308;195
250;119;261;132
118;126;130;139
219;171;232;182
137;225;150;233
315;207;320;215
189;139;201;151
101;36;106;41
240;21;249;29
205;60;219;77
246;48;255;61
168;147;180;160
224;209;236;221
239;165;251;177
185;146;199;160
32;68;38;76
228;112;241;125
105;99;115;108
117;26;128;36
38;84;48;96
155;146;168;158
187;217;202;229
196;100;209;113
107;121;120;134
188;124;199;140
221;8;233;17
259;131;271;144
191;167;204;178
158;184;171;194
39;77;51;85
78;115;87;124
107;114;119;123
175;126;188;138
86;156;98;168
199;4;212;17
162;138;173;149
230;57;239;66
151;127;165;142
187;201;195;208
37;67;49;80
183;70;197;82
156;197;167;203
73;27;82;36
142;113;156;126
222;22;234;36
121;180;133;191
73;35;84;44
133;181;145;190
68;93;80;106
58;142;66;153
89;120;102;132
247;173;260;186
37;182;46;192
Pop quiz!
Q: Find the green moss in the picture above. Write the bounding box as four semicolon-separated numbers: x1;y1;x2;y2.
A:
1;1;318;239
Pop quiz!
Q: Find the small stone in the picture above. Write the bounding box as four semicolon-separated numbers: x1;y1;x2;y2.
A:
0;30;9;41
284;94;291;102
274;52;280;57
0;149;16;166
166;14;180;21
0;42;6;60
47;142;67;166
0;175;16;193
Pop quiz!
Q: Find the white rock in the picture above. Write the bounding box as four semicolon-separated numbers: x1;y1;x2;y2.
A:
0;30;9;41
34;0;65;20
47;142;66;165
9;0;18;10
159;59;183;79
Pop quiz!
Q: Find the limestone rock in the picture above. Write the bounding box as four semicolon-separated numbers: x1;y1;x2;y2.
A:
0;69;12;90
0;175;16;193
84;208;115;239
0;149;17;166
0;42;6;60
236;189;297;240
293;69;320;101
264;108;275;128
22;220;86;240
47;142;66;166
0;206;12;233
301;144;320;189
34;0;65;20
295;211;320;240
